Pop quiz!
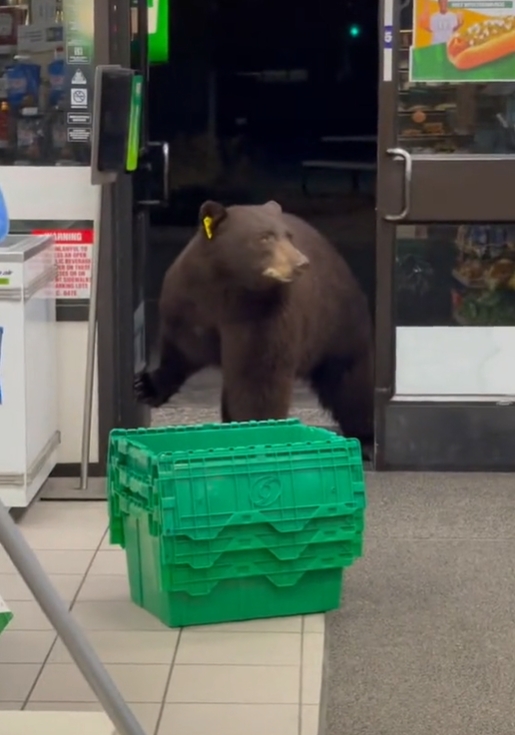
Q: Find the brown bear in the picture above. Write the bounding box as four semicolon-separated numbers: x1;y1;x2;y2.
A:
135;200;374;443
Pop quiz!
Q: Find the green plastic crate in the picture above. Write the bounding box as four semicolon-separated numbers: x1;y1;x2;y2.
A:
114;491;364;569
0;595;13;634
122;507;344;627
107;419;365;627
108;419;365;540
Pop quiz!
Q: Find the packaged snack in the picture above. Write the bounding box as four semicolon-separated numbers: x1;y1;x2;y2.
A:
6;63;41;108
0;7;26;48
0;100;10;149
51;111;67;151
17;117;43;161
48;58;65;107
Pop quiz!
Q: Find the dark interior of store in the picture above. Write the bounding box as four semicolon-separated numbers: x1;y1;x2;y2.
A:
145;0;379;434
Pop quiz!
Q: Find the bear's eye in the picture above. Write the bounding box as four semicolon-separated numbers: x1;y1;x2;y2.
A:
285;231;294;241
260;233;274;243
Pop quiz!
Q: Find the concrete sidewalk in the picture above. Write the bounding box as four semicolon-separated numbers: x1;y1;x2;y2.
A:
324;472;515;735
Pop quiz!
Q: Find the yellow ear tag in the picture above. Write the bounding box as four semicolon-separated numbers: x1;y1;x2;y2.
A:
203;216;214;240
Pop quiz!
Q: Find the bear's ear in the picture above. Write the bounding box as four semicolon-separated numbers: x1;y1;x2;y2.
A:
263;200;282;216
199;200;227;240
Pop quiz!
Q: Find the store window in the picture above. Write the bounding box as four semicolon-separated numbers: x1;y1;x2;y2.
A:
399;0;515;154
0;0;93;166
396;224;515;327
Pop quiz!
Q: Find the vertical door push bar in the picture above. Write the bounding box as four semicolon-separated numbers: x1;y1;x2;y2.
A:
384;148;412;222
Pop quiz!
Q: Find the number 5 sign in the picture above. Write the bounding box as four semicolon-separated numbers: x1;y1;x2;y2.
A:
384;25;393;49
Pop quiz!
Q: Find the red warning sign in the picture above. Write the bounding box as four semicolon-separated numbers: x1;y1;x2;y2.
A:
32;228;94;299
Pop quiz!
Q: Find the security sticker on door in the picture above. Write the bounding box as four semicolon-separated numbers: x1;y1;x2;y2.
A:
71;87;88;108
71;69;87;85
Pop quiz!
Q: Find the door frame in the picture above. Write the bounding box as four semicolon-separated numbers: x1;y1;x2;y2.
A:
95;0;151;474
374;0;515;471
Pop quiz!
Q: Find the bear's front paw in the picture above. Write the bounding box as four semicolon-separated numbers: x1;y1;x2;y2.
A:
134;372;164;408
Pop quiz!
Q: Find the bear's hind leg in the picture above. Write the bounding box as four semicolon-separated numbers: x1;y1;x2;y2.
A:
135;335;199;408
310;351;374;445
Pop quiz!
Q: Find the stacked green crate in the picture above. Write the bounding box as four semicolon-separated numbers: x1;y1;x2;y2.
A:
0;594;13;634
107;419;365;628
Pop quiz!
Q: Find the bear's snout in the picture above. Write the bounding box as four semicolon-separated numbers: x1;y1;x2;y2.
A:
293;252;310;273
263;242;310;283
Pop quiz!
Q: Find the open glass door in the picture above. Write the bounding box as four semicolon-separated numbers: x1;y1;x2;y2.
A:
375;0;515;469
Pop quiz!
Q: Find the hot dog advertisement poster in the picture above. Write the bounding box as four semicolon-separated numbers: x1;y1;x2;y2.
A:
411;0;515;82
0;593;13;634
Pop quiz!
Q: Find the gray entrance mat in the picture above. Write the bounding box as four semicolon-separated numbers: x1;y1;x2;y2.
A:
324;472;515;735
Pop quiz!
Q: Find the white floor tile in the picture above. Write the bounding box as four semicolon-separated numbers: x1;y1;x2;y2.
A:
0;573;83;604
1;710;116;735
17;502;107;550
0;664;41;701
1;549;94;577
77;574;130;602
301;704;320;735
167;664;300;704
303;615;325;634
32;550;95;576
30;663;170;703
99;531;112;550
177;631;302;666
159;703;299;735
0;631;56;664
71;601;168;631
194;616;302;634
8;600;53;631
0;548;17;573
49;630;180;665
88;550;127;576
301;634;324;705
17;500;106;523
25;701;161;734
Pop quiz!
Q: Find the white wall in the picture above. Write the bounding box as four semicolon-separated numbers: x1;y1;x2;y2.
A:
56;322;99;463
2;167;99;464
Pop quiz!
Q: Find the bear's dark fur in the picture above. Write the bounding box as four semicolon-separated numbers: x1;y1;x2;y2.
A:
135;200;374;442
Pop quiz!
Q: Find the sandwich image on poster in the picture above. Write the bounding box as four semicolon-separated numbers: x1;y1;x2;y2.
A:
411;0;515;82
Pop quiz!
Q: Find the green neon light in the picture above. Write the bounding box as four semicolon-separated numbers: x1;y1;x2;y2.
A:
126;74;143;171
130;0;169;64
148;0;168;64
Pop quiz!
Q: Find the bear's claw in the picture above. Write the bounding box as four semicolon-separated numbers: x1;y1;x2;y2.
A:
134;372;162;407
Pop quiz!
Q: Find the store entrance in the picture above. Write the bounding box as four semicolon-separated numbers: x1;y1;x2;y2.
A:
375;0;515;468
144;0;379;446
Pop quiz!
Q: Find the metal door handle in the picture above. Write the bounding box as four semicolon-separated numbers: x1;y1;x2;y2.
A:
161;141;170;202
384;147;412;222
138;141;170;206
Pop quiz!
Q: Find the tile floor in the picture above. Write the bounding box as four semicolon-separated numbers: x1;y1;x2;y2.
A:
0;501;325;735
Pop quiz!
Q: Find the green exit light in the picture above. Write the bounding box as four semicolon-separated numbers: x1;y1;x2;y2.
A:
148;0;169;64
348;24;361;37
131;0;169;64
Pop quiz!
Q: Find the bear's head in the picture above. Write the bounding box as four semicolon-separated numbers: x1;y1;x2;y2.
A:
198;200;309;290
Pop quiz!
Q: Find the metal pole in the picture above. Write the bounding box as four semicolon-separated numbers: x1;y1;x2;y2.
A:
79;186;103;490
0;500;146;735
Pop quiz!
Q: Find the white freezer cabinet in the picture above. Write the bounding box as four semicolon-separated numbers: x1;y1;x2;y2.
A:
0;235;59;507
